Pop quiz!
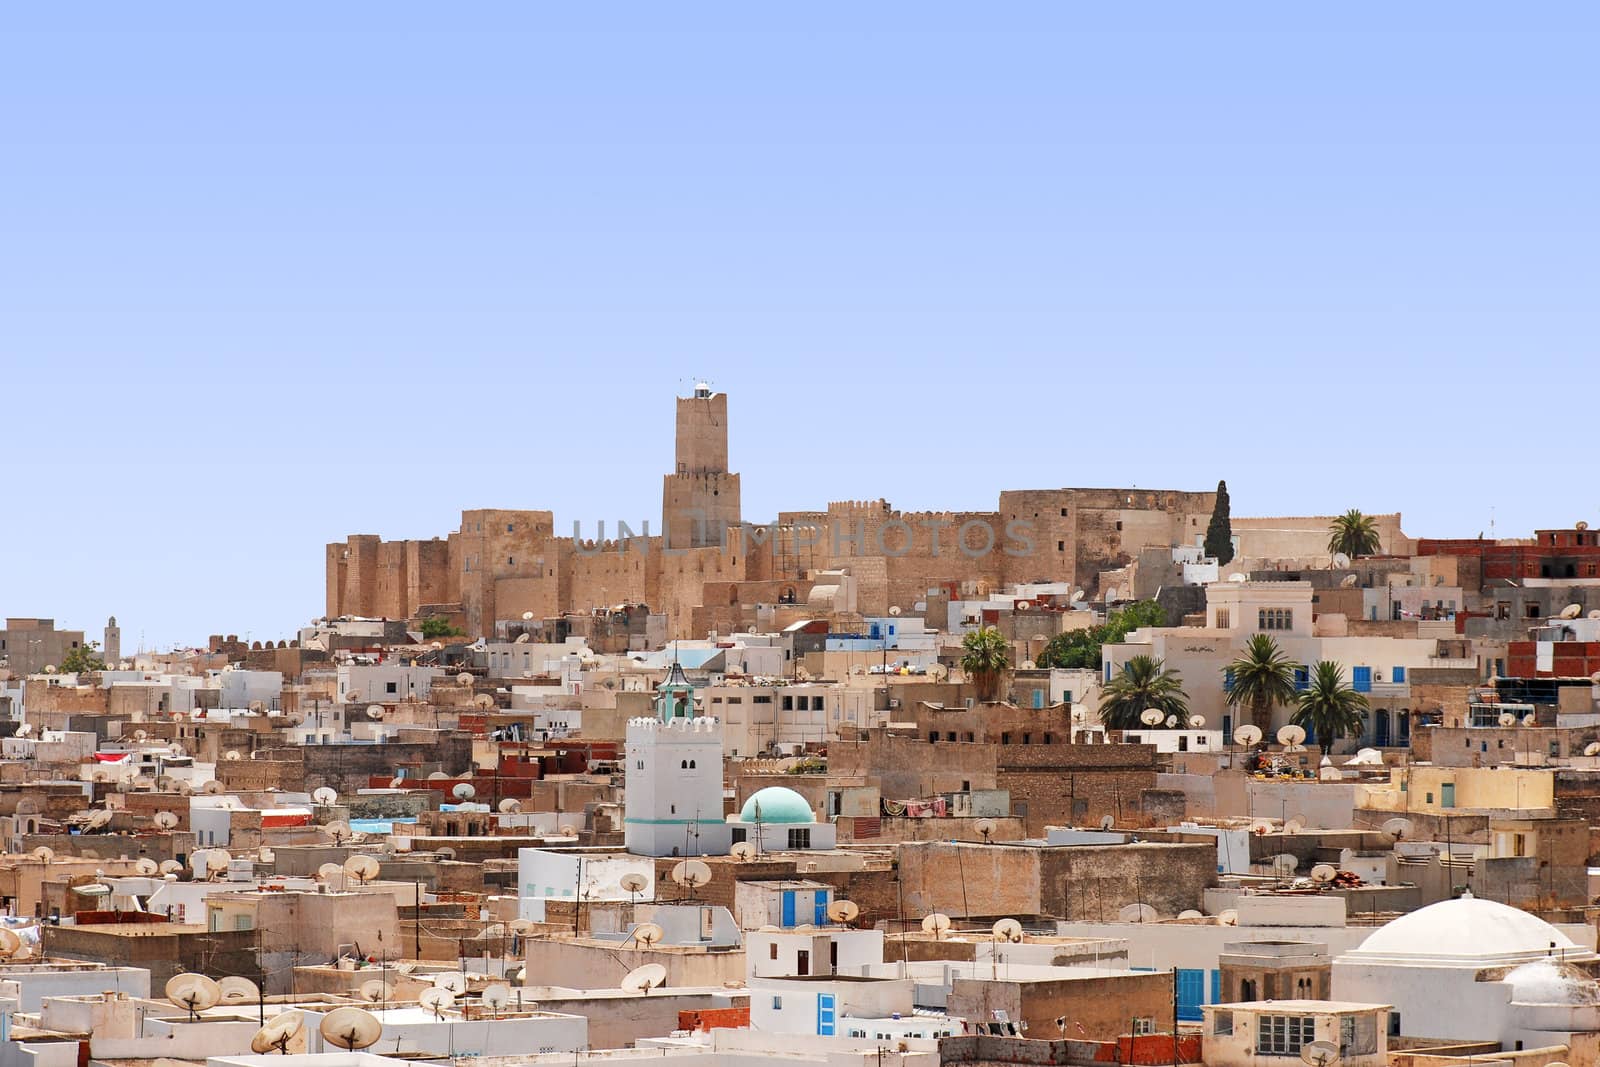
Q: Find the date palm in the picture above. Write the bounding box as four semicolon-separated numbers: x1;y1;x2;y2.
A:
1292;661;1369;750
1223;634;1298;732
960;626;1010;701
1100;655;1188;731
1328;509;1381;559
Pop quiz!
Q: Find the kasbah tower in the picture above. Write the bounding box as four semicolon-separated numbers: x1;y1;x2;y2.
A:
324;384;1219;641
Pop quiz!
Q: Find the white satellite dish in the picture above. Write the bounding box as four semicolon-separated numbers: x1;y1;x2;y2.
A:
621;963;667;993
522;611;535;621
1285;816;1307;834
1189;715;1206;728
1233;724;1263;745
1498;712;1517;727
452;783;476;800
457;672;474;685
343;855;381;883
991;918;1023;943
1522;714;1537;727
1218;908;1239;926
1560;603;1583;620
730;841;757;862
620;872;649;896
1585;742;1600;757
219;976;261;1003
498;798;522;813
318;862;345;884
508;918;538;937
249;1011;304;1054
1015;601;1032;612
159;859;183;875
1178;909;1203;920
1300;1040;1340;1067
202;780;223;795
889;605;902;617
632;922;665;947
1310;864;1338;884
480;983;511;1014
224;750;242;761
326;821;352;843
134;857;159;876
433;972;468;995
166;973;222;1018
670;859;712;891
974;817;997;843
366;706;385;720
419;987;455;1018
1139;708;1165;726
1382;817;1413;840
514;633;531;644
1118;903;1157;923
1331;552;1352;569
828;899;861;924
1099;814;1115;831
358;978;392;1003
1277;724;1307;750
319;1006;382;1051
920;912;952;938
313;787;338;805
1271;854;1299;876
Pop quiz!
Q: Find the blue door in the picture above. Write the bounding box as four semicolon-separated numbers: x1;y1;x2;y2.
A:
814;892;829;926
781;891;796;927
817;993;836;1035
1177;968;1206;1021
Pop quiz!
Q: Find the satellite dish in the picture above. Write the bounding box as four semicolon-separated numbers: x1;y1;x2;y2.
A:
1189;715;1206;729
974;817;997;842
159;859;183;875
620;872;649;895
1522;714;1536;727
1218;908;1239;926
991;918;1024;943
1015;601;1032;612
632;922;665;947
156;775;175;791
474;694;495;710
202;780;223;795
1561;603;1584;620
920;912;953;938
1140;708;1165;726
1382;817;1413;840
313;787;338;805
1310;864;1338;884
318;862;346;884
166;973;223;1017
1099;814;1115;831
498;798;522;813
1585;742;1600;757
1300;1040;1340;1067
433;972;467;995
621;963;667;993
452;783;476;800
1228;573;1248;584
343;855;381;883
250;1011;304;1054
889;606;903;617
219;976;261;1003
358;979;391;1003
670;859;712;890
1285;816;1307;834
30;845;54;863
1178;910;1203;920
730;841;757;862
1340;573;1360;587
1019;660;1037;671
508;918;538;937
1118;904;1157;923
522;611;535;621
479;983;511;1015
224;750;242;761
319;1006;382;1051
437;846;456;859
1276;724;1307;747
419;987;456;1018
1331;552;1352;569
1233;724;1263;745
558;823;577;837
1498;712;1517;727
366;706;385;720
0;928;22;958
134;729;148;742
326;821;352;843
457;672;474;686
828;900;861;924
135;857;159;876
1271;854;1299;876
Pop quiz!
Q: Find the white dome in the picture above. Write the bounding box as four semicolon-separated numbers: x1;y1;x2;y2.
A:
1505;959;1600;1005
1342;895;1592;967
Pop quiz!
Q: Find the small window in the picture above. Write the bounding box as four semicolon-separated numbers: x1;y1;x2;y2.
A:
772;996;783;1010
1212;1011;1233;1036
769;943;778;959
787;828;811;849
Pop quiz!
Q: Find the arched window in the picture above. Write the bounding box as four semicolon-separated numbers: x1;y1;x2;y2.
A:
689;759;696;769
681;760;688;769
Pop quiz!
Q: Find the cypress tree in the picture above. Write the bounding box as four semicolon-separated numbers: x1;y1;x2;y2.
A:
1204;480;1234;565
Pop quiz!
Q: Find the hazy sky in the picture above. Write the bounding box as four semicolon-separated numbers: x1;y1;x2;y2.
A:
3;6;1596;650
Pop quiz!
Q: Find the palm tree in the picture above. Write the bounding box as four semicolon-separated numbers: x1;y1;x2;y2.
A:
1292;661;1369;751
1099;655;1188;731
960;626;1010;701
1223;634;1298;732
1328;509;1381;559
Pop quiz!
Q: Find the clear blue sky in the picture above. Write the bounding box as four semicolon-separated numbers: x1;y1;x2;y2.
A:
3;5;1596;650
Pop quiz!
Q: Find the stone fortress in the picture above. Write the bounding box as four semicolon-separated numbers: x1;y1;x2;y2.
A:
325;385;1404;640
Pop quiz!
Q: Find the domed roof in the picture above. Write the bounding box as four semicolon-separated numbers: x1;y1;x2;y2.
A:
1505;959;1600;1005
1341;894;1591;967
740;786;815;825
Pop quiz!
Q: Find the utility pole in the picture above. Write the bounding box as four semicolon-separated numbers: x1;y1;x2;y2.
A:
1171;966;1180;1067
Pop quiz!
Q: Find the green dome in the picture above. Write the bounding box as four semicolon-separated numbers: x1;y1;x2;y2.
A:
740;786;815;825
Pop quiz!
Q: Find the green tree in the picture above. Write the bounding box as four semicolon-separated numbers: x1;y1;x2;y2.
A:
419;617;466;639
1099;655;1189;731
1328;509;1381;559
1223;634;1298;732
1204;479;1235;565
59;641;106;674
1036;600;1167;670
1292;660;1369;750
960;626;1011;701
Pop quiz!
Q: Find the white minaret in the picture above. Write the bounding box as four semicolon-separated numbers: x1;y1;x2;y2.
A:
624;662;730;857
103;616;121;667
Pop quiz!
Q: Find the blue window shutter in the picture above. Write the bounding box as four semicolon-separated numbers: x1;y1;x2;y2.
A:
1392;666;1405;683
1032;690;1044;709
781;891;796;927
1352;667;1373;693
814;892;828;926
1294;666;1309;691
817;993;836;1035
1224;669;1235;692
1177;969;1205;1021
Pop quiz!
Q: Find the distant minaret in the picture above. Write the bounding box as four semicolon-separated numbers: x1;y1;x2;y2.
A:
104;616;121;666
662;383;741;550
